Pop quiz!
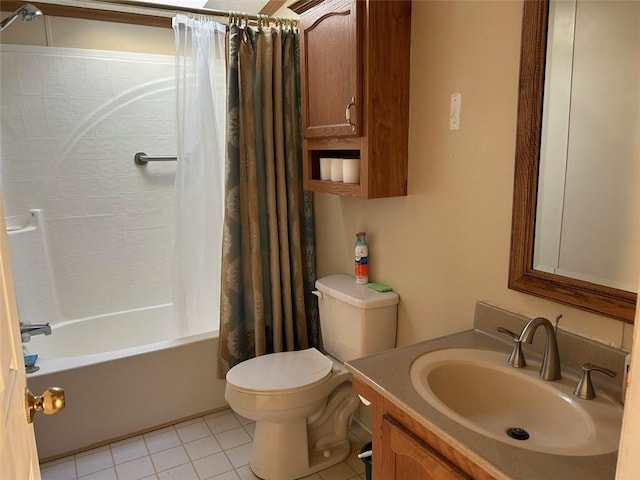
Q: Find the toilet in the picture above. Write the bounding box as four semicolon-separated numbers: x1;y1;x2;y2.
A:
225;274;399;479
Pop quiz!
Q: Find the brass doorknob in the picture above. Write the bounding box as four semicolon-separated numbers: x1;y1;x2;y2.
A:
25;387;65;423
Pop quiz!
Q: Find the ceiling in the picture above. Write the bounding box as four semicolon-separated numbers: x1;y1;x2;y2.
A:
135;0;282;15
204;1;271;14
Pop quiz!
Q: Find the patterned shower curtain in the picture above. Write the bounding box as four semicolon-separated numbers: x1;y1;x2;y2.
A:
217;21;318;378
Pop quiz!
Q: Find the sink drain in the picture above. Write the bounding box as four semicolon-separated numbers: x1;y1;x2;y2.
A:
506;427;530;440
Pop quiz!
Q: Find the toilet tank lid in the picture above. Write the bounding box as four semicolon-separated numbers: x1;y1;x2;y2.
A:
315;274;399;308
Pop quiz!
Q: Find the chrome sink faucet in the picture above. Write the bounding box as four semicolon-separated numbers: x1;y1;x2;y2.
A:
519;317;561;381
20;322;51;342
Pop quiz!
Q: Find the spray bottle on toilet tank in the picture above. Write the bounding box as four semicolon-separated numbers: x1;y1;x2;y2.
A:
354;232;369;285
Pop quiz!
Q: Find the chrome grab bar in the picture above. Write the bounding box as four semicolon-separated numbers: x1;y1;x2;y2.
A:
134;152;178;166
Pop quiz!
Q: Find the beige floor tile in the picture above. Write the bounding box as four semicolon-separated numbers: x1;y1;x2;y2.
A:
344;450;367;477
211;470;241;479
156;462;198;480
205;411;242;434
192;451;234;479
176;420;213;444
77;467;117;480
75;447;113;477
144;430;182;454
224;442;253;469
111;438;149;465
184;435;223;461
317;461;360;480
235;465;260;480
150;445;190;473
40;458;77;480
114;456;155;480
215;427;252;450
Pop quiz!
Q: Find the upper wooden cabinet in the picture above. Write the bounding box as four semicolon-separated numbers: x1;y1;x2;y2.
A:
300;0;363;138
292;0;411;199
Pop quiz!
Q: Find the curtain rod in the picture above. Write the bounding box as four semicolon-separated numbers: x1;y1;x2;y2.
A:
90;0;297;23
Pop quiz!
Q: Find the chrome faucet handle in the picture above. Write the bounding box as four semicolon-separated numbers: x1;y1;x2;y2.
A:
19;322;52;341
496;327;526;368
573;363;616;400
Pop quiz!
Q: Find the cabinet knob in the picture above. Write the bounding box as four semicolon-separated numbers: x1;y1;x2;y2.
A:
345;97;356;132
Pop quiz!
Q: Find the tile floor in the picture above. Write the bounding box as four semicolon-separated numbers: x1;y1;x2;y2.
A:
39;408;372;480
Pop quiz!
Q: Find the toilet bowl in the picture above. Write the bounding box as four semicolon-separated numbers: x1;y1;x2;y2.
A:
225;274;399;479
226;348;360;479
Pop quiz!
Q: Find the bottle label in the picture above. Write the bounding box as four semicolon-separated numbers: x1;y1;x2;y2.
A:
355;245;368;261
355;248;368;283
355;237;368;283
355;262;368;279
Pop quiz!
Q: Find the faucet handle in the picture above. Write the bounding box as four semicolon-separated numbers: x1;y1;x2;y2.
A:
496;327;526;368
573;363;616;400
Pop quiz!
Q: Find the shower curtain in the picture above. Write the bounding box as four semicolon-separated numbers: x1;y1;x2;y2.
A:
217;21;318;377
172;14;226;335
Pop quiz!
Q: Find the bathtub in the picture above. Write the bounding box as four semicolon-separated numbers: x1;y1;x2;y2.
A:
26;305;228;460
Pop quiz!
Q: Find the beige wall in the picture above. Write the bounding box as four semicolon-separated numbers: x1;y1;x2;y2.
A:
313;0;634;350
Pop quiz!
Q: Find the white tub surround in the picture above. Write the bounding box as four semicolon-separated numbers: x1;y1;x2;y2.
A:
0;44;177;320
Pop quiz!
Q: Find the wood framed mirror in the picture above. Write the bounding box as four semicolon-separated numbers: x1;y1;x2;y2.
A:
508;0;637;323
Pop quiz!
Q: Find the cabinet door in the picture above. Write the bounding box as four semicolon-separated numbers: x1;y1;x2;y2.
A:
299;0;363;138
380;415;471;480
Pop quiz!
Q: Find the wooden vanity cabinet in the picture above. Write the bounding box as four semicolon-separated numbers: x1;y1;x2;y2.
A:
382;416;471;480
292;0;411;199
353;378;496;480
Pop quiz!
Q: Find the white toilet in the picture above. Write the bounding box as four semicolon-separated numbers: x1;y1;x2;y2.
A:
225;274;399;480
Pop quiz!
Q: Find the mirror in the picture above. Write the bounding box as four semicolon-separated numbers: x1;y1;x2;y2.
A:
509;0;637;323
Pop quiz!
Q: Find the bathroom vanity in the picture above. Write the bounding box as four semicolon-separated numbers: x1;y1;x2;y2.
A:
346;302;626;480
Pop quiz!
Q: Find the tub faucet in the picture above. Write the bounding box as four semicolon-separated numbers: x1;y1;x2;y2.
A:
518;317;561;381
20;322;51;342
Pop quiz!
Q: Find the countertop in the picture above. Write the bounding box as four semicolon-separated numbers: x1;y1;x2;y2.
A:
345;329;619;480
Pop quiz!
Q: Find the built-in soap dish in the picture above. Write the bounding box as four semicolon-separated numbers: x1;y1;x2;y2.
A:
24;354;39;373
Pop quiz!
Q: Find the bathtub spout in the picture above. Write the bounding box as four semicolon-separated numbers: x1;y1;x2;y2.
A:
20;322;52;342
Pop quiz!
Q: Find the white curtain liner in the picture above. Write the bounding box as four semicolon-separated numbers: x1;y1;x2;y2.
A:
172;13;226;335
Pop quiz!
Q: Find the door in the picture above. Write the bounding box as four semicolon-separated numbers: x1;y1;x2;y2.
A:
380;415;471;480
299;0;363;138
0;196;41;480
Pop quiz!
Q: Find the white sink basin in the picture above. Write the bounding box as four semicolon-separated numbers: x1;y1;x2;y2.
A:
409;348;623;456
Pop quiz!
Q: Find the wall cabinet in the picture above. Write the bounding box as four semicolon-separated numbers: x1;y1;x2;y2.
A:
293;0;411;198
353;378;496;480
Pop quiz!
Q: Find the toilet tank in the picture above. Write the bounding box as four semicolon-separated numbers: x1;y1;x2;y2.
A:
315;274;399;362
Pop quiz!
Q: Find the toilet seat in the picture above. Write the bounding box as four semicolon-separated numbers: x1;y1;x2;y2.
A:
226;348;333;393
